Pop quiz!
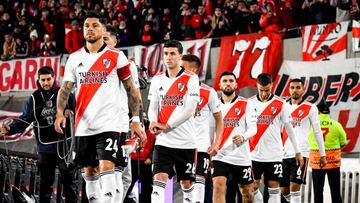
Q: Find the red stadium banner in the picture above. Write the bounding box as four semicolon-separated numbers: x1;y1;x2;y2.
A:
213;32;283;90
302;21;349;61
0;56;62;92
273;59;360;152
352;20;360;52
134;39;212;81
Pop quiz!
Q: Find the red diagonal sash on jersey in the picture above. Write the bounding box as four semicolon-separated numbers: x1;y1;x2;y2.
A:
158;75;191;124
74;50;119;133
218;100;247;150
249;99;283;152
197;87;211;111
282;103;312;144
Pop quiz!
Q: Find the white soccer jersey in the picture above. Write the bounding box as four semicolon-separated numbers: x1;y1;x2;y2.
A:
248;95;292;162
283;100;322;158
63;44;131;136
212;96;256;166
191;83;221;152
148;68;200;149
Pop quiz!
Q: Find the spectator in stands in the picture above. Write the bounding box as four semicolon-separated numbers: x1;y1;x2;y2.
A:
14;37;29;59
29;29;41;57
139;21;158;46
1;12;14;35
163;21;180;41
309;103;347;203
233;1;251;34
118;19;133;47
330;0;351;22
260;1;286;33
65;20;85;54
41;9;55;40
40;34;57;56
247;1;262;33
209;7;232;37
1;34;15;60
308;0;336;24
143;6;161;33
184;5;212;39
12;26;25;42
0;66;78;203
276;0;300;30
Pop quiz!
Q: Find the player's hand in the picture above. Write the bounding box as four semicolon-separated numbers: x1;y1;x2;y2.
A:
131;122;147;147
0;124;10;135
149;122;163;135
295;152;304;168
232;135;244;145
55;113;66;134
207;144;218;157
144;158;152;165
320;156;327;169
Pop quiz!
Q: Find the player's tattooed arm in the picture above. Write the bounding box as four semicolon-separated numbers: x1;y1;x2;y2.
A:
57;81;74;114
123;77;143;116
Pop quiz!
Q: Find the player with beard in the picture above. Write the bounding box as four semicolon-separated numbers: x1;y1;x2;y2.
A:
280;78;326;203
55;13;146;203
248;73;303;203
212;72;257;203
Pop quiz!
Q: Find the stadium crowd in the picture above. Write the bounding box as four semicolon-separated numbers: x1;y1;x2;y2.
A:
1;0;360;60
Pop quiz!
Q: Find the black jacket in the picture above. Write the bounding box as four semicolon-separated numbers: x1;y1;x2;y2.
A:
9;82;75;153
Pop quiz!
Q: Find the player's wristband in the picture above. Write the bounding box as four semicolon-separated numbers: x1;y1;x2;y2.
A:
131;116;140;123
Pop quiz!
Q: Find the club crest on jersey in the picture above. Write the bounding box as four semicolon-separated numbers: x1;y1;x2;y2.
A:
298;110;304;117
271;107;277;114
235;108;241;115
178;83;185;92
199;97;204;105
103;59;111;69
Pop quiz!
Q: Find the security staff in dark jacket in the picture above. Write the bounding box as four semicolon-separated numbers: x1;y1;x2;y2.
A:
0;66;78;203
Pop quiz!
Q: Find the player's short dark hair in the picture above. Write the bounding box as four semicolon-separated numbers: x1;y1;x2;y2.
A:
220;71;237;80
84;12;106;26
317;103;330;114
105;25;117;37
164;40;183;54
257;73;272;86
38;66;54;76
182;54;201;69
290;78;304;86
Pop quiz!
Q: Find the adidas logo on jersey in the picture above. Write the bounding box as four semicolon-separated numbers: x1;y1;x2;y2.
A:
112;152;117;158
78;63;84;67
152;191;159;196
159;87;163;91
104;192;113;197
89;196;97;202
184;198;192;202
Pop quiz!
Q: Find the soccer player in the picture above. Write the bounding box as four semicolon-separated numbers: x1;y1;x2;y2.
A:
280;78;326;203
103;24;140;202
148;40;200;203
248;73;303;203
212;72;256;203
55;13;146;203
181;54;224;203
